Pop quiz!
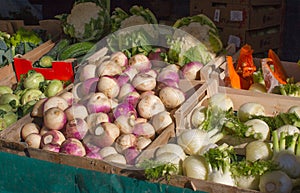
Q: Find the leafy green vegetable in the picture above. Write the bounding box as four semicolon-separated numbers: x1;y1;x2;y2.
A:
231;159;277;177
251;112;300;131
139;159;178;181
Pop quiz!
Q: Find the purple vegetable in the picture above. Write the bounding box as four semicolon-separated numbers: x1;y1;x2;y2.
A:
86;92;111;114
132;122;155;139
157;69;180;83
132;73;156;91
97;76;120;98
59;91;74;106
122;66;138;81
42;143;61;153
115;74;130;87
123;146;140;165
181;61;203;80
60;138;86;157
41;130;66;147
137;94;165;119
79;64;97;82
148;48;166;68
65;103;89;121
80;77;99;96
86;151;103;160
85;112;110;131
128;53;152;72
114;115;136;134
122;91;140;107
43;107;67;130
65;118;89;140
117;83;136;102
83;141;101;154
110;51;128;69
43;96;69;113
113;102;137;119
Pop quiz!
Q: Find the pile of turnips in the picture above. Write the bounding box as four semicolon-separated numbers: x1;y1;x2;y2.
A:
20;48;204;166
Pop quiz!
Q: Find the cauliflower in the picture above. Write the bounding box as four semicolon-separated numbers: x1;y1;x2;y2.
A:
56;1;110;42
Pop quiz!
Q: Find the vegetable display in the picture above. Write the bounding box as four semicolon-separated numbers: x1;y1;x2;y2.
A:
0;70;65;131
225;44;300;97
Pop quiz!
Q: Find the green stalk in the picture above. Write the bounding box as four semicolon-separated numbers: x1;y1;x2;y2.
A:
272;131;279;154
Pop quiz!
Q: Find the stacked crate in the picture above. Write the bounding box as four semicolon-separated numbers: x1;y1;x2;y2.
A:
190;0;285;54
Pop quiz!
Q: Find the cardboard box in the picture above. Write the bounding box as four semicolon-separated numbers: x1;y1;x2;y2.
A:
218;25;282;53
190;0;283;30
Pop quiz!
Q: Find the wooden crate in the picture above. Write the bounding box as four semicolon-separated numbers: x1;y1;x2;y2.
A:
175;78;300;135
0;63;17;88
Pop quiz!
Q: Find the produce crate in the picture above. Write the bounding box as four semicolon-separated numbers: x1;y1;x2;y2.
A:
190;0;283;30
0;63;17;87
13;40;75;82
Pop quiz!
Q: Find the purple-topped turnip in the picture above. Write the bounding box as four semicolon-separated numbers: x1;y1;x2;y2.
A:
123;146;140;165
151;111;173;134
43;107;67;130
128;53;151;72
79;64;97;82
113;102;137;120
136;136;152;150
25;133;41;148
114;114;136;134
159;86;185;109
41;130;66;147
117;83;135;102
42;143;60;153
181;61;203;80
110;51;128;69
59;91;74;106
115;133;137;153
103;153;127;165
86;92;111;114
21;122;40;140
122;91;140;107
122;66;138;81
85;112;110;131
148;48;166;68
60;138;86;157
64;103;89;121
157;69;180;83
137;94;165;119
132;73;156;91
97;76;120;98
97;60;122;77
43;96;69;113
65;118;88;140
80;77;99;96
99;146;118;158
31;98;47;117
132;122;155;139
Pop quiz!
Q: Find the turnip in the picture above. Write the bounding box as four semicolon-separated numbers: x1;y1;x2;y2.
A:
97;60;122;77
115;133;137;153
150;111;173;134
113;102;137;119
103;153;127;165
123;146;140;165
122;91;140;107
43;96;69;113
41;130;66;147
110;51;128;69
60;138;86;157
181;61;203;80
114;115;135;134
122;66;138;81
86;151;102;160
117;83;136;101
148;48;166;68
137;94;165;119
136;136;152;150
80;77;99;96
65;118;88;140
39;126;50;136
43;107;67;130
21;122;40;140
97;76;120;98
59;91;74;106
83;140;101;154
64;103;89;121
85;112;110;131
132;73;156;91
78;64;97;81
42;143;60;153
159;86;185;109
99;146;118;158
31;98;47;117
132;122;155;139
128;53;151;72
86;92;111;114
25;133;41;148
157;69;180;83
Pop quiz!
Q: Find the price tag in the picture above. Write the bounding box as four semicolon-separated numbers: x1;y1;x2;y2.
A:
214;9;220;22
228;35;241;48
230;10;243;21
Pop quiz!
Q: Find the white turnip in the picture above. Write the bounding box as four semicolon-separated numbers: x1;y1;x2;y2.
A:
43;107;67;130
21;122;40;140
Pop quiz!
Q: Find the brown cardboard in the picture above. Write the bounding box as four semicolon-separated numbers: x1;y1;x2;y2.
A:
191;1;283;30
218;26;281;53
0;63;17;87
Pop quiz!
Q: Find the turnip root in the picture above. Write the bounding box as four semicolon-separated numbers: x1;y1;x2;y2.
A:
43;107;67;130
132;122;155;139
43;96;69;113
136;136;152;150
79;64;97;82
42;143;60;153
86;92;111;114
159;86;185;109
80;77;99;96
85;112;110;131
128;53;151;72
59;91;74;106
110;51;128;69
114;115;135;134
103;153;127;165
97;60;122;77
65;118;89;140
25;133;41;148
99;146;118;158
97;76;120;98
31;98;47;117
115;133;137;153
123;146;140;165
41;130;66;147
21;122;40;140
65;103;89;121
137;94;165;119
132;73;156;91
60;138;86;157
